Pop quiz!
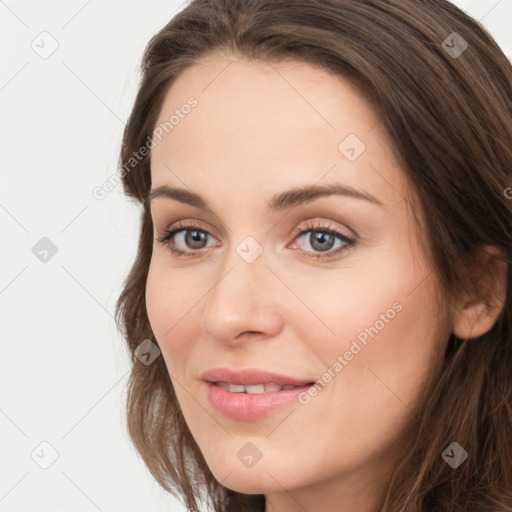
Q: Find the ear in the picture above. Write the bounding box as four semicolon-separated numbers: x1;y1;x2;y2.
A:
452;245;508;340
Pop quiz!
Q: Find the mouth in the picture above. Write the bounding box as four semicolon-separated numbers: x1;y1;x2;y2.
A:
210;381;315;393
203;380;317;421
200;367;317;419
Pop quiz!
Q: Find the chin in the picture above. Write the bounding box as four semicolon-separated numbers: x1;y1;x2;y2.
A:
209;462;290;494
220;475;277;495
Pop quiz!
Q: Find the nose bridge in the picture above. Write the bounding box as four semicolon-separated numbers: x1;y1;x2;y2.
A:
200;239;282;341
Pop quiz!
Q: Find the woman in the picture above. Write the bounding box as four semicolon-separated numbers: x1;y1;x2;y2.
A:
115;1;512;511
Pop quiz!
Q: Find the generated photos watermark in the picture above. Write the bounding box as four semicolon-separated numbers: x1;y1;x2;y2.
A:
92;96;198;201
298;301;403;405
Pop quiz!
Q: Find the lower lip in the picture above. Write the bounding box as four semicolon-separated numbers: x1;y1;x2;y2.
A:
204;381;312;420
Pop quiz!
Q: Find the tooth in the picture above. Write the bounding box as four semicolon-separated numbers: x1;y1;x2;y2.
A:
264;383;282;392
245;384;265;394
281;384;297;390
228;383;245;393
217;382;230;390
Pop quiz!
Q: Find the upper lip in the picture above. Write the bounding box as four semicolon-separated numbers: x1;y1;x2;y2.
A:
201;367;315;386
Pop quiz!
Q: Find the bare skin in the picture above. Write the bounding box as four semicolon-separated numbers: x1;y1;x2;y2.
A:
145;54;506;512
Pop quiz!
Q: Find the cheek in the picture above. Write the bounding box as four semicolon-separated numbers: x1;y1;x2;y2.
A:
145;257;212;389
286;258;432;356
298;247;440;411
145;261;192;359
145;250;198;328
145;262;171;336
322;277;440;446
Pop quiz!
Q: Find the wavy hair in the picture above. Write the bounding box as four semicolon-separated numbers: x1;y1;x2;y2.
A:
115;1;512;510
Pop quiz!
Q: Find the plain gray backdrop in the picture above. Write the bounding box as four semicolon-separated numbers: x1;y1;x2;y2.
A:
1;1;511;511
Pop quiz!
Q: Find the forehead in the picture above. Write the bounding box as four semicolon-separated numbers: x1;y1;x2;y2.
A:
149;54;409;213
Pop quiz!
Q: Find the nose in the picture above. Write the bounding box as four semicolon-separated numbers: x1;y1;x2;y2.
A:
199;250;283;345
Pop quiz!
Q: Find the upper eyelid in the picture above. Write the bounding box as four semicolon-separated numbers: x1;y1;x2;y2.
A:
161;220;355;245
161;218;350;234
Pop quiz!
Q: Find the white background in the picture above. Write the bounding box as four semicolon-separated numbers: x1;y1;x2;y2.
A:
1;1;511;511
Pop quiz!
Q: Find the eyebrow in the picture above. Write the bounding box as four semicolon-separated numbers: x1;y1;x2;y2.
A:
147;182;384;213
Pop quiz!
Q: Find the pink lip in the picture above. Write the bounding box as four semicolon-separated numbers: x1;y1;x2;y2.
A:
204;381;313;420
200;367;314;386
201;367;315;420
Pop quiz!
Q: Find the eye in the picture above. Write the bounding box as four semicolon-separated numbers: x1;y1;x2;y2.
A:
290;220;356;261
156;220;217;259
156;220;356;261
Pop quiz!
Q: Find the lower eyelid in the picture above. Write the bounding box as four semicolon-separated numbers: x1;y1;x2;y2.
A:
291;232;355;257
160;226;355;260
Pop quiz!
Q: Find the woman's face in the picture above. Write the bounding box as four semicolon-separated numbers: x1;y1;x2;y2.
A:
146;54;447;510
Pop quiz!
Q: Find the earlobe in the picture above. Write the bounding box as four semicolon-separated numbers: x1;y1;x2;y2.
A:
452;246;508;340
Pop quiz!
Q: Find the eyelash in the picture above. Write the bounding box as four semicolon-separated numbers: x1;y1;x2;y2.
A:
156;220;356;261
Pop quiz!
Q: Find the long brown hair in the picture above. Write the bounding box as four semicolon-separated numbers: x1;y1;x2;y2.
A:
115;1;512;510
